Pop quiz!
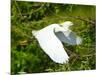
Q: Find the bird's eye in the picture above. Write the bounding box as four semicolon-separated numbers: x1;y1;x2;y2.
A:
59;25;63;27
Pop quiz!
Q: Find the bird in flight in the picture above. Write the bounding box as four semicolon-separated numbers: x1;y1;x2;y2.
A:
32;21;82;64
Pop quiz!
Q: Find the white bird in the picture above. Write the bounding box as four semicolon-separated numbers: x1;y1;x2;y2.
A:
32;21;82;64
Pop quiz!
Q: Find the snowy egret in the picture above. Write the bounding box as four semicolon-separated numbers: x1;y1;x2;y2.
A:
32;21;82;64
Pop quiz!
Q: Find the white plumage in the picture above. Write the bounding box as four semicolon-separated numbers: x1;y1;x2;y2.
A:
32;21;82;64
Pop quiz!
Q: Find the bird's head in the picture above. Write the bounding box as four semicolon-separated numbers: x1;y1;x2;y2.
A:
60;21;73;29
54;24;67;32
54;21;73;32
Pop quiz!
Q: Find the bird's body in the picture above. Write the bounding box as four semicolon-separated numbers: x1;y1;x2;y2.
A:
32;21;82;64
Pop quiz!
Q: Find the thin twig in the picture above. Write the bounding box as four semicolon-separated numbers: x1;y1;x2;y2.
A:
46;6;95;25
14;0;22;17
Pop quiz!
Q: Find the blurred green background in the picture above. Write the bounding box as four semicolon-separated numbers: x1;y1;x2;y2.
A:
11;0;96;74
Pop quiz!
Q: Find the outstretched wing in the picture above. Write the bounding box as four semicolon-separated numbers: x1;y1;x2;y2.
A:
33;28;69;64
55;30;82;45
36;33;69;64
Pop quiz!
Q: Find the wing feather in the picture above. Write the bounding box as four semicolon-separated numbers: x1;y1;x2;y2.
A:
55;30;82;45
34;29;69;64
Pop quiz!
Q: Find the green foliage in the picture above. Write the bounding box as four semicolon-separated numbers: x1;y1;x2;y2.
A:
11;0;96;74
